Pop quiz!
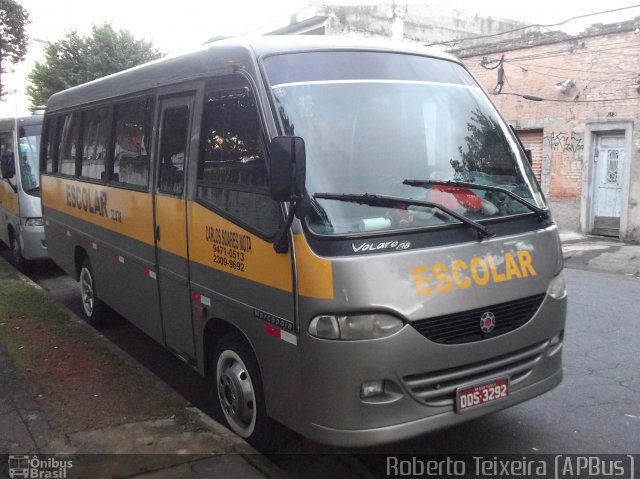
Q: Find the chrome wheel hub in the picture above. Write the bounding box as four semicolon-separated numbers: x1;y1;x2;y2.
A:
217;350;256;437
79;268;94;317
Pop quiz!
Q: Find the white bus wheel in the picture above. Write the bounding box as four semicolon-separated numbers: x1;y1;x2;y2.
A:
212;333;283;450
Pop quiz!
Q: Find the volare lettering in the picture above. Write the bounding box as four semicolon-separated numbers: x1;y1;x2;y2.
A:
352;240;399;253
66;184;108;217
413;250;537;296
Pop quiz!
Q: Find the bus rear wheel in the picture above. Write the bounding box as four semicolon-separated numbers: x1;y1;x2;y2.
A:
212;333;285;451
79;258;105;326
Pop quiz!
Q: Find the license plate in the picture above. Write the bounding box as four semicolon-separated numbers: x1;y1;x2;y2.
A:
456;378;509;411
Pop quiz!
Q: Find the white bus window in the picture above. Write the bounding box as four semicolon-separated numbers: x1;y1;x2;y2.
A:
113;98;153;188
81;107;110;181
197;85;281;237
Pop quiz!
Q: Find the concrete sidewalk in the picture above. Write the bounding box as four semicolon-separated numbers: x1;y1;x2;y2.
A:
560;232;640;278
0;258;289;479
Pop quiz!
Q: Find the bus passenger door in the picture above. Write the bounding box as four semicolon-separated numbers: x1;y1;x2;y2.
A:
153;95;196;361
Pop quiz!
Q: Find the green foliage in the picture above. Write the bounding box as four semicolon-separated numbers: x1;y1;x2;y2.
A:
0;0;30;98
27;23;163;106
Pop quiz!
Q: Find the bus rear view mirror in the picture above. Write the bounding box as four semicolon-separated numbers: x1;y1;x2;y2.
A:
270;136;306;202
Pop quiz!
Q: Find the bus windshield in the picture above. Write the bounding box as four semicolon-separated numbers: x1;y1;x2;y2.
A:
264;51;545;235
19;124;41;196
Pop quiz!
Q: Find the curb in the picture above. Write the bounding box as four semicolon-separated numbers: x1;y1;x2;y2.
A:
191;408;292;479
1;256;290;476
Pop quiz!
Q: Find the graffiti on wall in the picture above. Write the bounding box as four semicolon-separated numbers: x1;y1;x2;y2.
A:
543;130;584;200
544;130;584;154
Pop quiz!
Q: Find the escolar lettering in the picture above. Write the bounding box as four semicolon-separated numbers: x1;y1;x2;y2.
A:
66;184;108;217
412;250;536;296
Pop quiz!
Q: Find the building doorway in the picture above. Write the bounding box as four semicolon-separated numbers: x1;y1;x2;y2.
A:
591;134;625;237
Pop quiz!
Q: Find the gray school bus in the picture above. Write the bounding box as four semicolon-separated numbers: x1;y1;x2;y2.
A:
0;112;47;269
40;36;566;448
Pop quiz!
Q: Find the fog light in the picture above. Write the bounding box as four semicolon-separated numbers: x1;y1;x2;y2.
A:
361;380;384;398
549;331;563;346
547;331;564;356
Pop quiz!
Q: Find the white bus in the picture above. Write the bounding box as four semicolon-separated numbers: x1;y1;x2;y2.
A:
41;36;566;448
0;112;47;269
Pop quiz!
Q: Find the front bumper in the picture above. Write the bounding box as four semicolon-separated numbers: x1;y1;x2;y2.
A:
295;295;566;447
307;368;562;447
19;225;48;260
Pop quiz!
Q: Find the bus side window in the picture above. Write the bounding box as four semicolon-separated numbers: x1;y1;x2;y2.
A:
113;97;153;188
58;112;81;176
42;116;58;173
197;83;281;237
80;106;111;181
158;106;189;196
0;132;15;182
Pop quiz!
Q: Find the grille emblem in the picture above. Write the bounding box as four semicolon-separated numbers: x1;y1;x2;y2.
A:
480;312;496;333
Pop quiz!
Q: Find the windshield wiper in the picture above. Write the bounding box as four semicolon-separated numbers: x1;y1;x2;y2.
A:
403;179;550;220
314;192;495;240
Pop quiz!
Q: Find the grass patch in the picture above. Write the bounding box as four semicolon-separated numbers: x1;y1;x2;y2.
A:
0;280;184;434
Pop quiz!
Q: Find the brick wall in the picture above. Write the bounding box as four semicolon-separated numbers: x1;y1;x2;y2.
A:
458;26;640;203
453;23;640;239
517;129;543;181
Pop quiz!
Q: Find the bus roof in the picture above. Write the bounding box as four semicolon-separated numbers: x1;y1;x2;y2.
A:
45;36;461;112
0;113;44;130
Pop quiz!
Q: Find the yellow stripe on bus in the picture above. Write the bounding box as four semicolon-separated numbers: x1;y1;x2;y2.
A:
293;234;334;300
187;202;294;293
0;181;19;215
155;194;188;258
42;175;334;299
41;175;155;244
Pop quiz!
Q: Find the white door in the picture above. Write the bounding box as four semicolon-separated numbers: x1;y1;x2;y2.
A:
592;134;624;236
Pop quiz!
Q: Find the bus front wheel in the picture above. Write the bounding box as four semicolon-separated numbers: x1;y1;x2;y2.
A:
79;258;105;326
213;333;281;450
10;232;26;272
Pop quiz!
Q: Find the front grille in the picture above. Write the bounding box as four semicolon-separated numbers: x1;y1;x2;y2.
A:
411;293;546;344
402;340;548;406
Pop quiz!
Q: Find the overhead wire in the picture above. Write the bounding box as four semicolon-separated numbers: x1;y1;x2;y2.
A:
506;64;634;83
514;62;637;76
495;92;637;103
423;4;640;47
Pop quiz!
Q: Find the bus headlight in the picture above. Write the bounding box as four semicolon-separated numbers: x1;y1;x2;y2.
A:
309;313;404;340
23;217;44;227
547;272;567;299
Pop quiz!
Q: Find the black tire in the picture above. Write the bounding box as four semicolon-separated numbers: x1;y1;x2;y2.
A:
212;332;288;451
78;258;106;326
9;232;27;272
